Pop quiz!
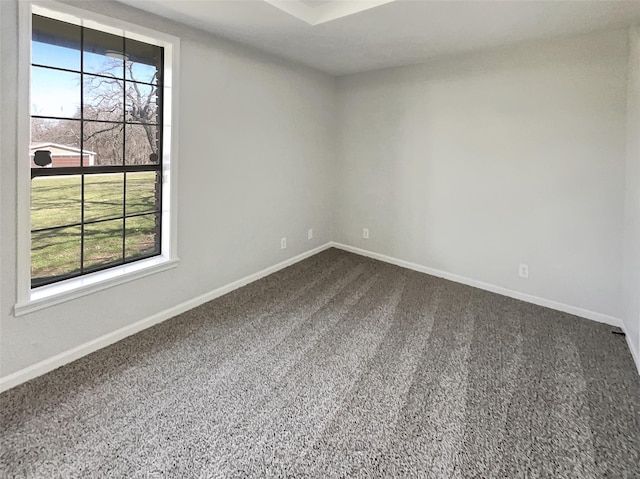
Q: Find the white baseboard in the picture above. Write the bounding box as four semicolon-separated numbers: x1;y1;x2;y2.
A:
329;242;624;328
331;242;640;375
0;243;333;393
333;243;640;374
626;334;640;375
3;241;637;392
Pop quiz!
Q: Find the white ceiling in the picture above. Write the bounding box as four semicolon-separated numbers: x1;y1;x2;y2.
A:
264;0;396;25
115;0;640;76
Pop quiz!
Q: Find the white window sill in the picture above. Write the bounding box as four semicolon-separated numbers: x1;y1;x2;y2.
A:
14;256;179;316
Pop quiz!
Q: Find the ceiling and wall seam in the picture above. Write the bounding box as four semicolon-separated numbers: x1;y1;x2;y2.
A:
115;0;640;75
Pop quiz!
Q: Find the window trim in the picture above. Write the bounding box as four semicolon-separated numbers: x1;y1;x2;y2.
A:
15;1;180;316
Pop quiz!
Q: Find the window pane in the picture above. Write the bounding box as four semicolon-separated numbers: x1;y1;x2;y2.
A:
31;67;80;118
31;118;83;168
126;82;159;124
83;121;124;166
83;28;124;78
31;175;82;230
125;213;159;260
84;219;124;271
83;75;124;122
32;14;81;71
126;171;159;215
31;226;82;285
84;173;124;222
30;13;166;289
125;124;158;165
125;38;161;84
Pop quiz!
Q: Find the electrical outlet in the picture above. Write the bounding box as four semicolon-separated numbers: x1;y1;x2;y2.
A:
363;228;369;239
308;228;313;240
281;237;287;249
519;264;529;278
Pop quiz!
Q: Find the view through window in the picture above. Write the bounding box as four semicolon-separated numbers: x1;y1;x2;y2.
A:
31;14;164;288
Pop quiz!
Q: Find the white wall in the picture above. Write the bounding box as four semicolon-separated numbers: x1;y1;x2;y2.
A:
2;0;637;384
336;31;628;319
624;26;640;367
0;0;336;378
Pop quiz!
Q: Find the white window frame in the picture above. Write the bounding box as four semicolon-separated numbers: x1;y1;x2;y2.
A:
14;1;180;316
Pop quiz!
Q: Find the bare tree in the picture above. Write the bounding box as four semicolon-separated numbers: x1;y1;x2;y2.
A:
83;60;159;165
34;58;159;166
31;118;80;148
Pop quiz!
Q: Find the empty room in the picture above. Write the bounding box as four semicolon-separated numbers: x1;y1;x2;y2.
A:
1;0;640;476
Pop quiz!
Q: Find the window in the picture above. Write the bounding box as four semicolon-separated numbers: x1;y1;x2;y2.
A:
16;3;179;313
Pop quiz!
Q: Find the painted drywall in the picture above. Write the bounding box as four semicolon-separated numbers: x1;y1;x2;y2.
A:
0;0;336;377
624;25;640;366
335;31;628;319
1;0;636;383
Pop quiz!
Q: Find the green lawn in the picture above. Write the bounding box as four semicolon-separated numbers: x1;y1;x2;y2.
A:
31;172;159;282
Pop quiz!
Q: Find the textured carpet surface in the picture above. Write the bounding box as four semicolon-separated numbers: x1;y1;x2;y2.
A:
1;248;639;478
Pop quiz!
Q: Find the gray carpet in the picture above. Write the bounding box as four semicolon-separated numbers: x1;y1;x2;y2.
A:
1;248;639;478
